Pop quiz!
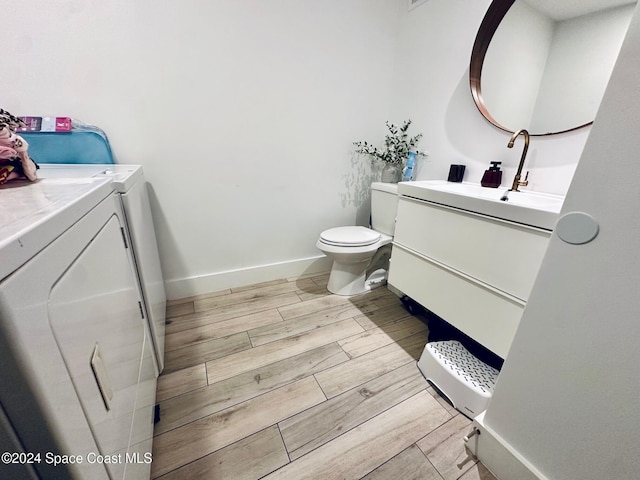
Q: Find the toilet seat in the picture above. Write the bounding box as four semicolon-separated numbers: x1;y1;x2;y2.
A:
319;226;381;247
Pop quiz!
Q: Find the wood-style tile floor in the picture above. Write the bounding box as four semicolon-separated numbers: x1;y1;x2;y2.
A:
151;273;497;480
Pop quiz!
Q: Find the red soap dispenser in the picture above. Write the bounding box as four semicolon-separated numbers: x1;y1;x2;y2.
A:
481;161;502;188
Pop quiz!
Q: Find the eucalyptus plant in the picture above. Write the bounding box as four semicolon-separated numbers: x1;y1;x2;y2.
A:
353;120;425;167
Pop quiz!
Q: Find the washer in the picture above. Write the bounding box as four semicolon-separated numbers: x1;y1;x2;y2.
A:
0;172;157;479
38;164;167;373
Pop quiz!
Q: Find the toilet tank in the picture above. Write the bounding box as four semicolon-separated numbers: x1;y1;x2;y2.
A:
371;182;399;236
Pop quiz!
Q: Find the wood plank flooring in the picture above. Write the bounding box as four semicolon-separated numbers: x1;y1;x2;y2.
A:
152;273;497;480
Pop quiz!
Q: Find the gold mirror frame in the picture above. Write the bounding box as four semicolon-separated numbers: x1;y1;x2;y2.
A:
469;0;593;136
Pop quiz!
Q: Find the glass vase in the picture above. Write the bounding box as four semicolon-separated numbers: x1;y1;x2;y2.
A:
380;163;402;183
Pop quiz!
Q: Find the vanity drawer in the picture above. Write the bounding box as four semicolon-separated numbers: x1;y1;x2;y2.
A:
388;245;524;358
394;197;551;301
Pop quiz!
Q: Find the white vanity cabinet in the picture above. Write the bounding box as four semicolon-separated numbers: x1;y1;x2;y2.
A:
389;195;553;358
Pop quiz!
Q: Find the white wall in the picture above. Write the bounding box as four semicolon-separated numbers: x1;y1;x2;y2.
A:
482;3;640;479
2;0;399;298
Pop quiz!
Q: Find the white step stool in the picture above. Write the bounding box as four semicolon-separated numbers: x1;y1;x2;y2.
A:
417;340;499;418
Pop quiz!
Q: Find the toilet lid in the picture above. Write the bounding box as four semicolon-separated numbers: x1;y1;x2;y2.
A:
320;226;381;246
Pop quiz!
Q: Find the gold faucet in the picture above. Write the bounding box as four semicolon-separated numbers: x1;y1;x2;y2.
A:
508;129;530;192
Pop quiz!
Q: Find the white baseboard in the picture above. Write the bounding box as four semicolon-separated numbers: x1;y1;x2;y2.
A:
164;255;332;300
466;412;548;480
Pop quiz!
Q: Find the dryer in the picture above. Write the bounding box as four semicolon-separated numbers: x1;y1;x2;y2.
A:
0;174;157;479
38;164;167;373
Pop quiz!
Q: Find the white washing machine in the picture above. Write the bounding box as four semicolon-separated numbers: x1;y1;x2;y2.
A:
0;170;159;479
37;164;167;373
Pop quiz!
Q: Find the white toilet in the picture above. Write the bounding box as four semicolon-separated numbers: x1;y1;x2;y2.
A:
316;182;399;295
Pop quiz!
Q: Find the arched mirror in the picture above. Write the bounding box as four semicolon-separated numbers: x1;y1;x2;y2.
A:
470;0;636;135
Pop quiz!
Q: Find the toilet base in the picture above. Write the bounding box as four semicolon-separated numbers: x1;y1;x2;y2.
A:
326;263;388;296
327;260;367;295
318;239;393;296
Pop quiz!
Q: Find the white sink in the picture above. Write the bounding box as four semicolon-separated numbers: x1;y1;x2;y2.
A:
398;180;564;230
